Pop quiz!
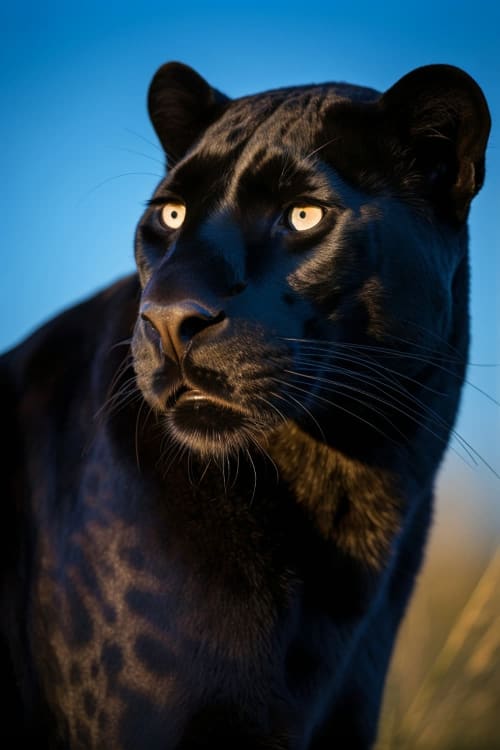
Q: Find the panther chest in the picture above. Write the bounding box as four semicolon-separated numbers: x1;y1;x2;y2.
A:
30;461;335;748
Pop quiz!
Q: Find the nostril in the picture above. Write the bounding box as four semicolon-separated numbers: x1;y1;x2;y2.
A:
139;301;225;362
178;309;226;344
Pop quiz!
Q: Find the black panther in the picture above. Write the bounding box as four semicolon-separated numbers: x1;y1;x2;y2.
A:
1;62;490;748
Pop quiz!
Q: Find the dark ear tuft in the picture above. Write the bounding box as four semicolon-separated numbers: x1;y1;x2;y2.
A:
381;64;490;222
148;62;230;168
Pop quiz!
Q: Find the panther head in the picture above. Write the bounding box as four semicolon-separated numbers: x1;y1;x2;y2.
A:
131;62;489;462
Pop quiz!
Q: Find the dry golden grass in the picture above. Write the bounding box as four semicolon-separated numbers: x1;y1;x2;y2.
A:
376;471;500;750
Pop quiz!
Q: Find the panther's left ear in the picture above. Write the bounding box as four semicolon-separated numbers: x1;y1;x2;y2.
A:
148;62;230;168
380;65;490;222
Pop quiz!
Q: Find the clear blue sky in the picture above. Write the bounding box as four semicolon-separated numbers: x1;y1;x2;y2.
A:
1;1;498;511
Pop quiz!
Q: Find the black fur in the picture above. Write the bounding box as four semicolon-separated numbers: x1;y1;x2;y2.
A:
1;62;490;748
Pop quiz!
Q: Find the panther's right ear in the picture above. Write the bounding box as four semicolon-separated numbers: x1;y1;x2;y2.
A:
148;62;230;168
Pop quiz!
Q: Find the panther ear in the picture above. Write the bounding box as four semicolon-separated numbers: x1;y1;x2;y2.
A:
148;62;230;167
380;64;490;222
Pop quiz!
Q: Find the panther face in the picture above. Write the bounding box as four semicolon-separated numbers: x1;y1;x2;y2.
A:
131;63;489;459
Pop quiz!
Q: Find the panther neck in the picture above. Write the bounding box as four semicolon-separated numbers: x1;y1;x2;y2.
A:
265;422;411;574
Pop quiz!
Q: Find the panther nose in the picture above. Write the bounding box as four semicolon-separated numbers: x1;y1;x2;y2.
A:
140;300;225;362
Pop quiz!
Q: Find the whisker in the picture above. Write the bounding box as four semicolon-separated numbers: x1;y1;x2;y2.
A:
284;375;407;437
287;351;498;476
107;145;166;167
254;393;290;428
246;429;280;486
123;125;179;167
278;378;403;451
285;369;481;469
300;137;340;164
388;317;476;359
292;351;449;398
291;377;484;472
283;338;500;407
107;337;133;354
271;385;326;442
93;383;140;426
78;172;163;204
123;127;164;154
287;337;458;366
286;357;487;465
218;445;228;494
94;375;139;418
244;446;258;503
230;448;241;490
107;356;135;394
187;449;196;488
198;456;214;484
284;336;464;366
134;398;147;472
157;425;188;479
291;356;457;440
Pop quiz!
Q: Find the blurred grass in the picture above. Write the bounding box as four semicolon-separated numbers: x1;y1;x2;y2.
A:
376;473;500;750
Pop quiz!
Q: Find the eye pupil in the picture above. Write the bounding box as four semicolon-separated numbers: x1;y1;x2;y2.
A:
161;202;186;229
288;205;324;231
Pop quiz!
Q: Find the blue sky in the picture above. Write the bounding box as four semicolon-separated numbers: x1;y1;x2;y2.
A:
1;1;498;512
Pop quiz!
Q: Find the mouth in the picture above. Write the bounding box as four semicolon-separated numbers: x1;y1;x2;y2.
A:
166;384;236;410
165;383;190;408
164;383;250;456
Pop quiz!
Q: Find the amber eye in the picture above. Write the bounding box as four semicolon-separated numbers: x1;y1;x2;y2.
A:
288;205;324;231
161;203;186;229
